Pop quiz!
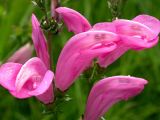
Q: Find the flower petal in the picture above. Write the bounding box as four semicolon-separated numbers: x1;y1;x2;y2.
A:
15;57;47;92
98;43;129;67
0;63;22;91
32;14;50;68
113;19;155;40
119;35;159;50
10;57;47;99
56;7;91;34
92;22;116;33
36;85;54;104
55;31;119;91
84;76;148;120
113;19;159;49
10;58;54;104
133;14;160;36
7;43;33;64
29;70;54;104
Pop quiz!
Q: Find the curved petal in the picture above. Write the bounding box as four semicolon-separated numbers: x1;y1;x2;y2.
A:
28;70;54;95
92;23;128;68
98;43;129;67
56;7;91;34
55;31;119;91
113;19;155;40
0;63;22;91
94;16;160;66
113;19;159;49
84;76;148;120
36;84;54;104
10;87;32;98
7;43;33;64
92;22;116;33
133;14;160;36
32;14;50;68
15;57;47;92
29;70;54;104
119;35;159;50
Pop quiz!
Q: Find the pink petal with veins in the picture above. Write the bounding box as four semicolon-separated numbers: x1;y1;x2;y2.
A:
92;15;160;67
113;19;155;40
29;70;54;104
113;16;159;49
119;35;159;50
15;57;47;92
84;76;148;120
92;22;116;33
0;57;54;104
32;14;50;68
133;14;160;36
55;31;119;91
7;43;33;64
92;23;128;67
0;63;22;91
56;7;91;34
98;43;129;67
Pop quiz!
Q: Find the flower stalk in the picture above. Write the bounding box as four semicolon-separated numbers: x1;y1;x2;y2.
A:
107;0;125;19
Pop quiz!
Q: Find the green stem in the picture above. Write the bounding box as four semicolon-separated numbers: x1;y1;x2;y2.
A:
48;32;53;70
101;116;106;120
88;62;97;83
75;79;83;115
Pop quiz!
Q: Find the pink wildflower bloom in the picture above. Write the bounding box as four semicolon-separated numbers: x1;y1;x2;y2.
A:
91;15;160;67
55;7;92;34
55;7;159;91
7;43;33;64
113;15;160;49
84;76;148;120
0;57;54;104
0;14;54;104
55;30;119;91
32;14;50;68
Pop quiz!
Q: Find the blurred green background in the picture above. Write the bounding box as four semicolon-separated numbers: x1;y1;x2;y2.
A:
0;0;160;120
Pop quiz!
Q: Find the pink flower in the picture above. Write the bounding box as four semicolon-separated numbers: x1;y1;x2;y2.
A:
55;7;160;91
92;15;160;67
55;30;119;91
31;14;54;104
32;14;50;68
7;43;33;64
56;7;92;34
84;76;148;120
0;57;54;104
0;15;54;104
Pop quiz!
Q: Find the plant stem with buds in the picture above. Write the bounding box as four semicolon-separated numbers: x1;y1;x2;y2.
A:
107;0;123;20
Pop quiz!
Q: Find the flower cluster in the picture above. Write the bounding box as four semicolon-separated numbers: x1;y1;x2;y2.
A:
0;6;160;120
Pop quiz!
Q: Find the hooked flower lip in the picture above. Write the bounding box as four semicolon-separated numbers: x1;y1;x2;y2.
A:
92;15;160;67
93;14;160;50
84;76;148;120
55;7;92;34
0;57;54;104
